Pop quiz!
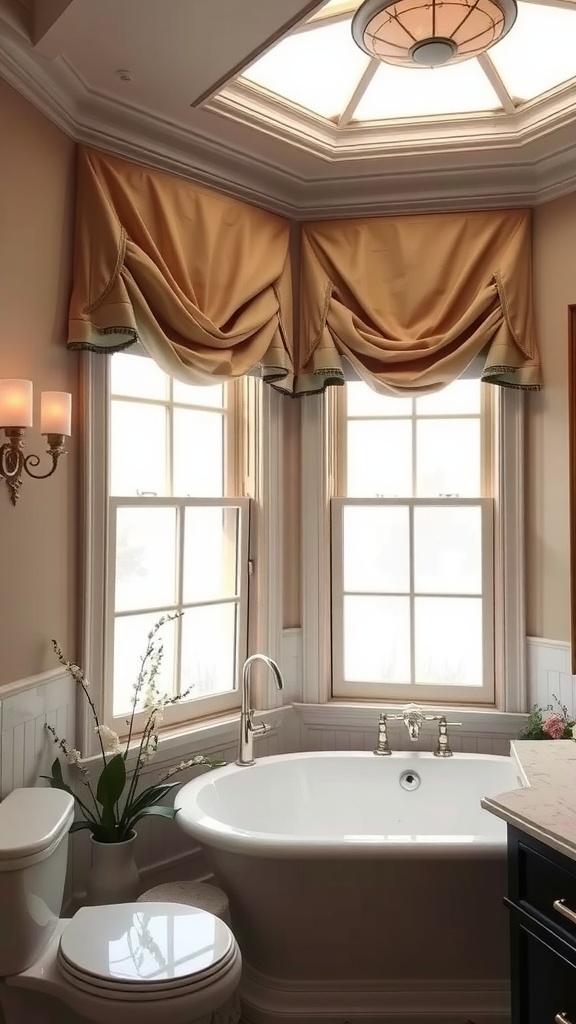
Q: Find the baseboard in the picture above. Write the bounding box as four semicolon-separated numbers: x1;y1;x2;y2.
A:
240;967;510;1024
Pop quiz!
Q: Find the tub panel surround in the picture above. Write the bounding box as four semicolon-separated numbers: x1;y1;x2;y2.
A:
175;750;517;1023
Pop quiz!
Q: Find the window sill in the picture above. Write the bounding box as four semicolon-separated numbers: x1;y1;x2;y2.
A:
152;704;290;763
77;706;291;774
292;701;527;736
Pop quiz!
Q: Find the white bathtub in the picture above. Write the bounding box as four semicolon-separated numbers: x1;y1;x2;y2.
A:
175;751;519;1023
175;750;519;856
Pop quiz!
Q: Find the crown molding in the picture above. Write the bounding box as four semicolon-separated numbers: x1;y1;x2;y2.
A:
2;21;576;215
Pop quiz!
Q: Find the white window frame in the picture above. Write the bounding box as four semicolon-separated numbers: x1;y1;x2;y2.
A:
301;384;526;713
105;495;250;734
78;350;284;757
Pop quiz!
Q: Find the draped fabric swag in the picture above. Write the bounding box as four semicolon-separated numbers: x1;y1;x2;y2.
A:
68;148;541;396
298;209;541;396
68;148;294;391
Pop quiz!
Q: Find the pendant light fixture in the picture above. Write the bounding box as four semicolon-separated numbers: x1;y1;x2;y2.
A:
351;0;517;68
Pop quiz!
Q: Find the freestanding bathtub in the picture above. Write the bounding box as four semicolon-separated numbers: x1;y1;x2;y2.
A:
175;750;521;1024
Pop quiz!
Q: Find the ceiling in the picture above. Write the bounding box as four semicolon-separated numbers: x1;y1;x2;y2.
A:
2;0;576;216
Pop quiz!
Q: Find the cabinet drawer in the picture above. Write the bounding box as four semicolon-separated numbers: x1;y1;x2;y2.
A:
511;916;576;1024
514;839;576;942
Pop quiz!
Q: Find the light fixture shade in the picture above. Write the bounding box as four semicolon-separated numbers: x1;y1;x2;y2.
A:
352;0;517;68
0;379;33;428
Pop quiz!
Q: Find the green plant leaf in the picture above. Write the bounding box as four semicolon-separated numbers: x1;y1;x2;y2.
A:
96;753;126;806
70;821;96;833
96;753;126;829
127;804;178;830
124;782;180;818
41;757;74;794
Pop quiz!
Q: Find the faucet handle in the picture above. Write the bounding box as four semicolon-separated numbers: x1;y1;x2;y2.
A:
434;716;461;757
373;712;391;756
249;711;269;737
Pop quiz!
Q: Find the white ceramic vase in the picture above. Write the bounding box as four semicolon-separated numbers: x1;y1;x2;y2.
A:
86;831;140;905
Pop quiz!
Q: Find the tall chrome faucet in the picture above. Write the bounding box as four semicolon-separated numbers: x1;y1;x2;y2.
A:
237;654;284;766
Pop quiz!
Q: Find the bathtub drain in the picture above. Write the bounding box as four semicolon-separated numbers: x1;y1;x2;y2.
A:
399;770;421;791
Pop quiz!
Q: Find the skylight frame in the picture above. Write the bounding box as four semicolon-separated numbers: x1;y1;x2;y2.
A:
214;0;576;139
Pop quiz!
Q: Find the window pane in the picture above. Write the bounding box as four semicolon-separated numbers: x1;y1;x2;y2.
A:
112;612;176;716
343;595;410;682
414;597;483;686
173;381;224;408
414;506;482;594
110;352;168;400
490;2;576;102
416;379;481;416
347;420;412;496
347;381;412;417
183;506;240;603
343;505;409;593
111;401;167;496
242;21;370;119
180;604;237;699
114;506;177;612
416;418;480;496
353;58;500;121
173;409;224;496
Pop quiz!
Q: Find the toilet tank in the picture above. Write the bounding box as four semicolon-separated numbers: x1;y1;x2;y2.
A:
0;788;75;975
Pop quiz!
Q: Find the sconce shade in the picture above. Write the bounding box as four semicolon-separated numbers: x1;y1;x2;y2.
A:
40;392;72;436
351;0;517;67
0;380;33;428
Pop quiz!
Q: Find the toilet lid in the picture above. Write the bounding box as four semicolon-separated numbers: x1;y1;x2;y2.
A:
58;903;234;997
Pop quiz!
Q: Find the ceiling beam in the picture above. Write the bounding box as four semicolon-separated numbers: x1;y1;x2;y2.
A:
31;0;76;54
191;0;326;106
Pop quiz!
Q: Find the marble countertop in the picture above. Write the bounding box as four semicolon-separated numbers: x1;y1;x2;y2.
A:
481;739;576;862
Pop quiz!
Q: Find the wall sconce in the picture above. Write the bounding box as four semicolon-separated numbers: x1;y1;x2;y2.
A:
0;380;72;505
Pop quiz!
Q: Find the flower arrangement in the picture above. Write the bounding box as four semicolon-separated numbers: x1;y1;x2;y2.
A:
518;694;576;740
41;616;225;843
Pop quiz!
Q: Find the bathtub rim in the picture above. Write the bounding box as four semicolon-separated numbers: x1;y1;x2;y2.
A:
174;749;518;859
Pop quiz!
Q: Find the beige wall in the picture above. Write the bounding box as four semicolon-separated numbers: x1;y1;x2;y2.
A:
528;195;576;640
0;80;78;685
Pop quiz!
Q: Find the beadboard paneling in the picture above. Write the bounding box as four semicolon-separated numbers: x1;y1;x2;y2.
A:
526;636;574;714
0;669;75;798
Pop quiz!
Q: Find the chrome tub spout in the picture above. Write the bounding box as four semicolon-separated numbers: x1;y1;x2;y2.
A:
403;703;425;741
237;654;284;766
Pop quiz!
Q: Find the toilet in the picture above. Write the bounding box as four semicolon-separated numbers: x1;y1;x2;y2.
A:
0;788;242;1024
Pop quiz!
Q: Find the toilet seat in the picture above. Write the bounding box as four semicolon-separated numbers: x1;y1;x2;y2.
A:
57;902;237;1001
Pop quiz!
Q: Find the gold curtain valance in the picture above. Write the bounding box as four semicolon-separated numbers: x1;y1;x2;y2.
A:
68;148;294;391
298;209;541;395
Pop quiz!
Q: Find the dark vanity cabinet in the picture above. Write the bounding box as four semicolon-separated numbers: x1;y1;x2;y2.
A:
507;826;576;1023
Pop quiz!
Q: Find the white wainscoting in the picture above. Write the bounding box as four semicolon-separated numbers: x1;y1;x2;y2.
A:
0;631;570;909
526;635;575;714
0;668;76;799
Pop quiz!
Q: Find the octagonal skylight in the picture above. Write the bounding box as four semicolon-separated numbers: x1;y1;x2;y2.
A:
223;0;576;126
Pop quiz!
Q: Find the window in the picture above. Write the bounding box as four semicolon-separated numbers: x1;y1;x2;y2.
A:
81;347;283;752
104;350;249;734
301;375;525;712
332;378;494;704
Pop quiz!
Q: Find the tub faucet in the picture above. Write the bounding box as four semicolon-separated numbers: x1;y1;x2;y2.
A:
402;703;425;741
237;654;284;767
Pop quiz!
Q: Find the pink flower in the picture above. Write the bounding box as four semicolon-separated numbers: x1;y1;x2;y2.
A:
543;713;567;739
